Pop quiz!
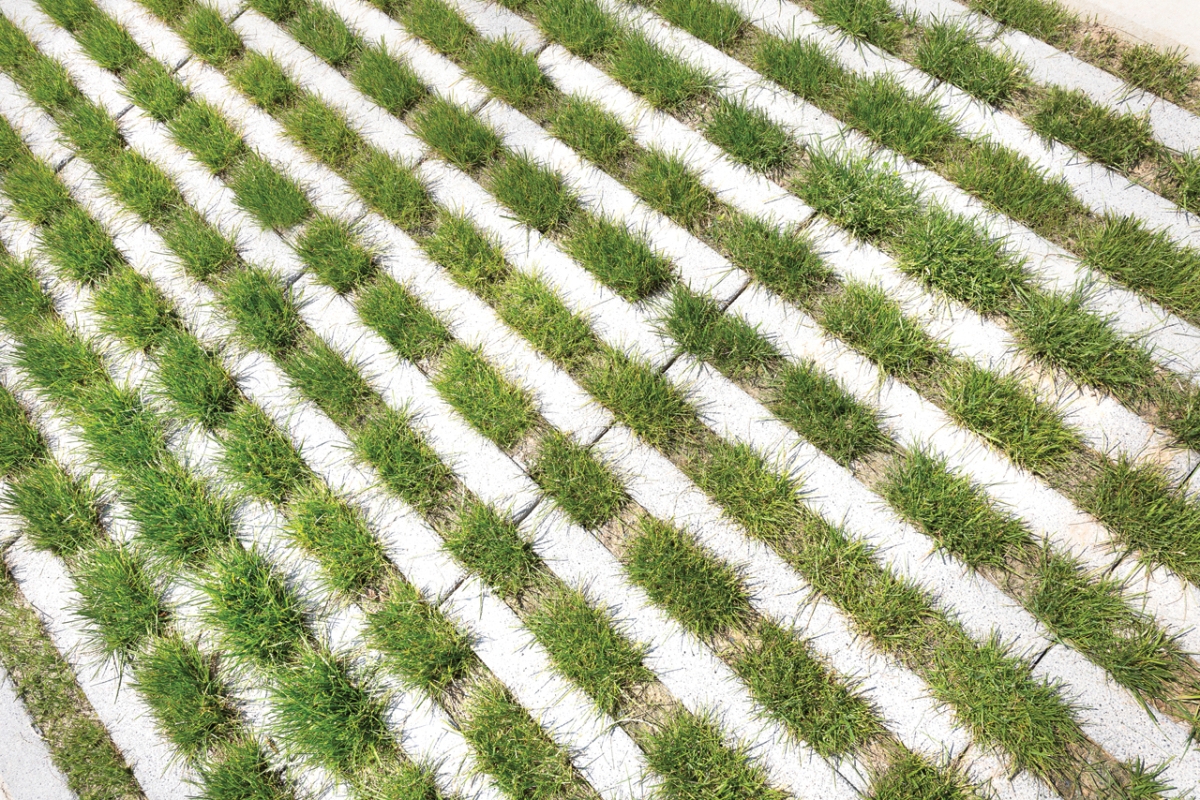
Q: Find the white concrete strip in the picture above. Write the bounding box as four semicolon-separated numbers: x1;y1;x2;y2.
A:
897;0;1200;156
0;663;76;800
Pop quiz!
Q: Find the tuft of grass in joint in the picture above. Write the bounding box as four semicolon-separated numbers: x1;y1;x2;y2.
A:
1084;458;1200;586
941;138;1082;234
664;286;779;380
844;76;957;163
348;150;433;231
283;96;363;170
358;275;449;362
199;738;291;800
463;681;579;800
135;635;237;757
125;461;235;563
203;543;307;666
494;272;599;369
74;543;165;663
915;21;1028;105
733;620;881;757
5;460;103;558
653;0;744;50
1009;288;1157;394
797;150;918;241
547;95;632;171
563;215;671;301
769;361;888;467
754;36;849;102
812;0;903;51
469;37;549;108
355;408;452;514
583;349;701;450
881;449;1028;570
1078;216;1200;323
92;268;179;352
123;59;189;121
412;97;501;171
629;150;715;230
4;155;73;225
271;645;392;776
168;101;246;174
286;486;388;596
968;0;1077;42
228;154;312;230
103;150;182;226
77;15;142;73
434;345;536;449
489;154;578;233
367;577;477;693
821;283;943;380
531;430;627;528
894;207;1029;314
704;100;792;173
444;500;540;596
289;4;360;67
296;215;376;293
220;404;310;504
230;52;298;111
221;267;304;357
533;0;615;57
352;45;426;116
180;5;243;65
645;711;788;800
0;386;41;476
162;209;239;280
607;32;710;112
285;338;376;430
156;328;239;429
527;588;652;716
1028;87;1155;171
1119;44;1198;103
716;216;829;302
872;752;973;800
403;0;477;58
625;517;749;638
422;213;510;293
42;207;123;285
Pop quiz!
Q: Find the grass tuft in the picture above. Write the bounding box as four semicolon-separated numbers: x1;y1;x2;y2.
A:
535;0;616;57
584;350;700;450
1119;44;1197;103
290;4;360;67
770;361;888;466
220;404;309;504
168;101;246;174
564;216;671;301
495;272;599;368
296;215;376;293
915;21;1027;105
355;409;452;514
845;76;956;163
412;97;501;171
1029;87;1155;171
812;0;903;50
434;345;536;449
531;431;626;528
821;283;943;379
469;38;549;108
629;150;715;230
798;150;918;240
704;100;792;172
74;544;165;662
221;267;303;357
664;286;779;380
645;711;788;800
358;276;449;362
5;460;103;557
367;577;476;693
203;544;306;665
654;0;744;50
228;155;311;230
444;500;540;596
180;5;243;65
135;636;236;757
969;0;1076;42
608;33;710;112
547;95;631;171
489;154;578;233
286;486;388;595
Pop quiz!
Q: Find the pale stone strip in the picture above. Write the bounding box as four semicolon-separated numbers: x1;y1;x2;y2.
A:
0;663;76;800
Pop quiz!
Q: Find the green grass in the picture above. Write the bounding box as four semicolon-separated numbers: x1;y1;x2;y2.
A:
469;37;548;108
286;486;389;595
271;645;393;775
162;208;239;279
422;213;510;292
358;276;449;362
228;154;312;230
821;283;943;380
230;52;298;110
769;361;888;466
1009;289;1157;394
535;0;616;56
168;101;246;173
286;338;376;429
463;682;579;800
625;517;749;638
563;215;671;301
494;272;600;368
873;753;972;800
92;268;178;351
180;5;242;65
103;150;181;225
489;154;578;232
653;0;744;50
221;267;304;357
0;568;141;799
1084;459;1200;585
1119;44;1197;103
352;45;426;116
665;286;779;380
156;328;239;429
584;349;701;449
5;460;103;557
525;588;651;715
754;34;849;102
882;449;1027;570
202;544;307;665
135;635;237;756
629;150;715;230
915;21;1027;105
812;0;903;51
716;216;829;302
644;711;788;800
844;76;957;163
74;543;165;663
0;386;41;475
444;500;540;596
547;95;631;171
284;96;364;170
355;408;452;514
894;206;1029;314
198;739;291;800
3;155;73;225
530;431;627;528
297;215;376;293
289;4;360;67
41;207;123;285
403;0;477;58
123;58;189;121
607;33;710;112
434;345;536;449
1028;87;1156;171
125;460;235;563
413;97;501;171
1078;216;1200;322
704;100;792;173
969;0;1076;42
347;150;433;230
366;577;477;693
220;403;310;504
798;150;918;241
733;620;880;757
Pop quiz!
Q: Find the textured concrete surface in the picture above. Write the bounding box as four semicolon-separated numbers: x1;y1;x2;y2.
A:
1058;0;1200;63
